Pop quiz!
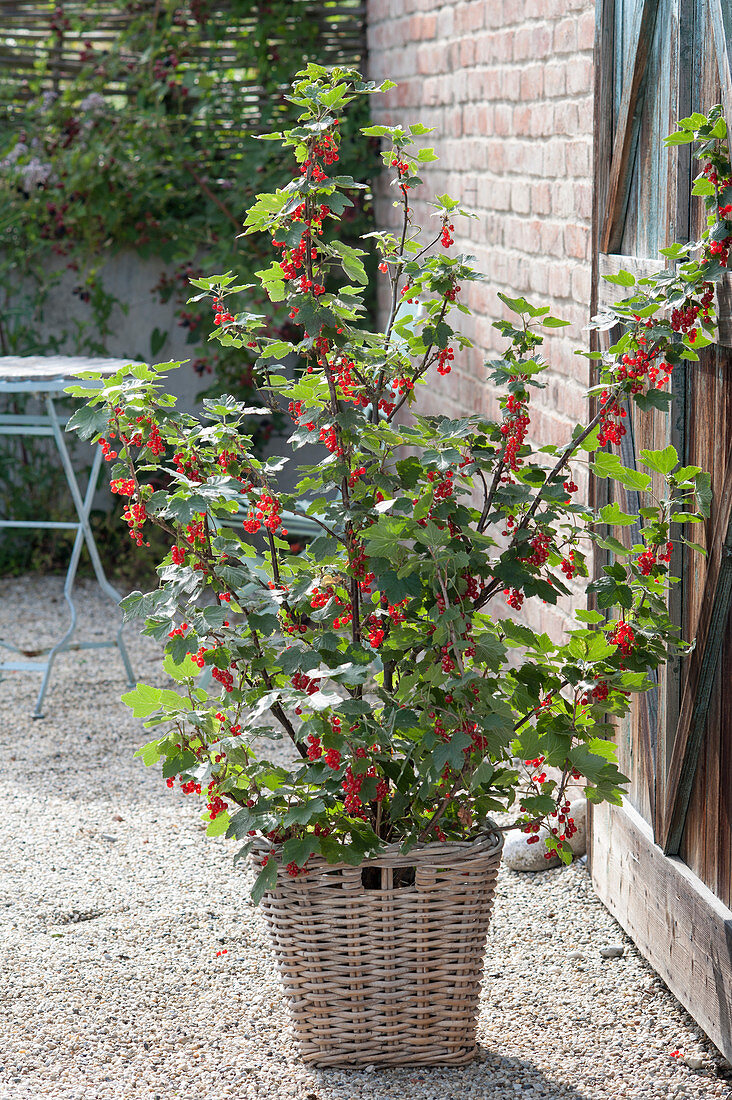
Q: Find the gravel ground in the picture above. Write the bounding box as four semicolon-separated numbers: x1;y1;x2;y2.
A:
1;574;730;1100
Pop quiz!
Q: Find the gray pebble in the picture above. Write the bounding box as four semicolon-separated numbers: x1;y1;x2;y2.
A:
0;575;726;1100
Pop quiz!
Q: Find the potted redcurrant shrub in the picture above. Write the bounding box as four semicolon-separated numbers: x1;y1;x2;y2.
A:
69;72;725;1066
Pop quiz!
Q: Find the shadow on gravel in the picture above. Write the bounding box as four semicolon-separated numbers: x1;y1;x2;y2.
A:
307;1049;593;1100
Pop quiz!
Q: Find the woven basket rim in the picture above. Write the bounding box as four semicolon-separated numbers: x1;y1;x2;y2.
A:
251;825;503;873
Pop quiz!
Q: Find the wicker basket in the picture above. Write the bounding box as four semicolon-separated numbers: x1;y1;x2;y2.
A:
252;828;504;1066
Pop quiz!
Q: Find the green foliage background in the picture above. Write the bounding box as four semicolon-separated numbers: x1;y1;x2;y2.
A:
0;0;374;577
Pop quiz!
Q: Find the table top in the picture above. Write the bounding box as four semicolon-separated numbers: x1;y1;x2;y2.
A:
0;355;143;392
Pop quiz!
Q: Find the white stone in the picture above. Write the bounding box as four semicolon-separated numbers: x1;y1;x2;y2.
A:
502;827;561;871
599;944;625;959
568;797;587;857
0;574;724;1100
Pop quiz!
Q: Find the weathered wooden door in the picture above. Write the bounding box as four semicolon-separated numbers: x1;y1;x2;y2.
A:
590;0;732;1059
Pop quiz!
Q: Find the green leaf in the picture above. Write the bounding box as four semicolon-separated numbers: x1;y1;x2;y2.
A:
602;269;635;287
65;404;111;441
282;837;319;867
433;730;472;772
361;124;396;137
634;388;674;412
163;652;200;681
694;471;712;517
501;619;539;648
470;760;494;789
592;451;652;491
255;262;287;302
162;751;196;778
570;737;619;769
282;799;325;826
663;130;695;146
328;240;367;284
691;177;716;197
672;464;702;483
678;113;709;130
597;536;631;557
135;739;163;766
150;327;168;358
589;575;633;610
122;683;163;718
251;859;278;905
575;608;605;624
659;242;691;259
497;292;538;316
576;424;602;452
599;502;637;527
640;445;678;476
206;810;231;837
260;340;294;360
682;539;707;555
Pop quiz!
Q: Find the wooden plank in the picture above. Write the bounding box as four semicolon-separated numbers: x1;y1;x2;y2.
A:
717;598;732;906
591;0;615;325
618;402;658;829
589;0;615;519
709;0;732;125
601;0;662;254
596;253;665;309
591;798;732;1062
662;444;732;854
676;327;732;895
717;279;732;348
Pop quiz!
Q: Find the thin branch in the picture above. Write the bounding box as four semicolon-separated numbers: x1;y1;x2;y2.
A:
290;509;347;544
518;402;608;530
418;765;468;841
386;296;450;423
382;176;411;354
478;443;507;532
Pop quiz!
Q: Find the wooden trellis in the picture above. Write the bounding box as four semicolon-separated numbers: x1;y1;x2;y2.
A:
0;1;367;134
590;0;732;1061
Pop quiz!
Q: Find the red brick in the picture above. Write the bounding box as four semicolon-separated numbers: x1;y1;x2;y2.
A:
514;24;553;61
532;181;552;215
553;100;580;136
567;56;594;96
512;104;533;136
437;7;456;37
365;0;596;635
501;67;521;101
520;64;544;101
410;12;437;40
554;17;578;53
566;139;591;176
457;1;488;33
493;103;512;136
459;35;476;67
543;61;567;98
577;8;597;49
510;185;531;215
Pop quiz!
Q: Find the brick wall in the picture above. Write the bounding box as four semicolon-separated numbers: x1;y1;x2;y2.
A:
366;0;595;637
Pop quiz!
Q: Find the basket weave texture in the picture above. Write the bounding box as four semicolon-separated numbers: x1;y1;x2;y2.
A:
252;829;504;1066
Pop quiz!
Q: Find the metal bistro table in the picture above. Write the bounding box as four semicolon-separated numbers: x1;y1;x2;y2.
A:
0;356;139;717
